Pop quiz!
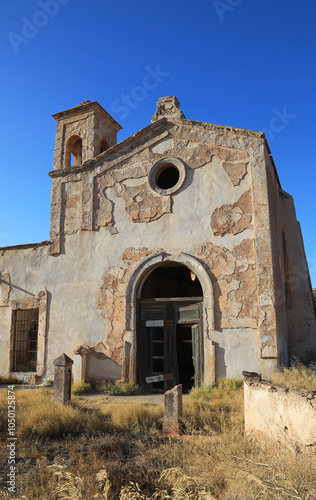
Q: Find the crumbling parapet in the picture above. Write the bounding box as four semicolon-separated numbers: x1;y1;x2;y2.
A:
243;371;316;449
163;384;183;436
53;353;73;405
151;96;186;123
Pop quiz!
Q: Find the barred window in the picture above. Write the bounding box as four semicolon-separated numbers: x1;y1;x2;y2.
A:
12;310;38;372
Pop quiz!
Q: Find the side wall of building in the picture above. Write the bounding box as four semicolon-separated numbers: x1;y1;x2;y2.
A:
264;149;289;366
263;148;316;365
280;195;316;361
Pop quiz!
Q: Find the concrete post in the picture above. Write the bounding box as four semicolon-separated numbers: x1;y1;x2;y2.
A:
163;384;183;436
53;353;73;405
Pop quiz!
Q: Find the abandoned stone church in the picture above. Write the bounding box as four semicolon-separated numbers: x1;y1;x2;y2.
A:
0;96;315;391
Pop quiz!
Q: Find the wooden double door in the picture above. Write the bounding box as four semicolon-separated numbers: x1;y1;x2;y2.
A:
137;298;204;392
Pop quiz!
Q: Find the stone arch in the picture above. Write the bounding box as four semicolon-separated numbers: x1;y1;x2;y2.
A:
65;135;82;167
123;251;215;384
100;138;109;153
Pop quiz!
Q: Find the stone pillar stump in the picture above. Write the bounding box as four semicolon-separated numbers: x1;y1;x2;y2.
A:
163;384;183;436
53;353;73;405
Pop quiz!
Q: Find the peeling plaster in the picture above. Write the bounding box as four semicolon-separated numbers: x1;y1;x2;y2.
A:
211;190;253;237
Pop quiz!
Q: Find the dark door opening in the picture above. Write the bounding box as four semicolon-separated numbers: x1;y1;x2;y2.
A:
137;263;204;393
176;325;194;393
137;300;203;392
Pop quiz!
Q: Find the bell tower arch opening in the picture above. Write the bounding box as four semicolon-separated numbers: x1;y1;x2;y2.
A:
100;138;109;153
51;100;122;171
137;262;204;393
66;135;82;167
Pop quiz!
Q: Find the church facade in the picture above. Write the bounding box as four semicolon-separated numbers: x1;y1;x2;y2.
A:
0;96;315;390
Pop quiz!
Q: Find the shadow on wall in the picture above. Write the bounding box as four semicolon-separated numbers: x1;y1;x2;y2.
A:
86;352;121;381
74;342;122;382
213;342;226;380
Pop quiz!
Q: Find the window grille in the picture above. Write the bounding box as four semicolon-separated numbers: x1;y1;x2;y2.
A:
12;309;38;372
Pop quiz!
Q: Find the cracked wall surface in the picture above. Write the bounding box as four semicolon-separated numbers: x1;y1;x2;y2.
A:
94;163;172;229
88;137;251;233
97;239;258;366
97;247;159;365
62;180;82;235
195;238;258;329
211;190;253;237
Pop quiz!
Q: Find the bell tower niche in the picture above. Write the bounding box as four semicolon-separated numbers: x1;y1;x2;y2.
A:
52;100;122;171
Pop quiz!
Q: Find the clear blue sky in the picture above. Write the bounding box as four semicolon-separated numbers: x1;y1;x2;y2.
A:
1;0;315;285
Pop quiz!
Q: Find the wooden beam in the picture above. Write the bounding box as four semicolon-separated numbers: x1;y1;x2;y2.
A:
145;373;174;383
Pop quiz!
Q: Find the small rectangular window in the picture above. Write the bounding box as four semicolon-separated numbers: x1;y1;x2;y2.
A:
12;309;38;372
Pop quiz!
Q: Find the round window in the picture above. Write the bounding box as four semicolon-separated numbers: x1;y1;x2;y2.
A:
149;157;186;195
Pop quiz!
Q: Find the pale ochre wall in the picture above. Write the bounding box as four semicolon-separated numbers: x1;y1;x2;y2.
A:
244;376;316;447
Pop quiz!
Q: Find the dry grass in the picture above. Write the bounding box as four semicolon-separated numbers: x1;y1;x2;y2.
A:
271;360;316;390
0;379;315;499
0;389;106;439
183;378;244;435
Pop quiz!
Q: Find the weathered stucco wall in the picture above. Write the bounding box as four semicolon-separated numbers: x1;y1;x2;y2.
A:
265;150;288;366
0;124;263;382
244;372;316;448
0;98;315;384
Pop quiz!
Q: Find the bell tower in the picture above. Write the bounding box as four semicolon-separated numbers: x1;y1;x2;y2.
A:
52;100;122;171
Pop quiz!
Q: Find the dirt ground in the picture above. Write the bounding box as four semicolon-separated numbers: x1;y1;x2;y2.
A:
76;392;189;405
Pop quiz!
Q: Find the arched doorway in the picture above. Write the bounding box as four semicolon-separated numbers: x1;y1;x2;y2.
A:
136;263;204;393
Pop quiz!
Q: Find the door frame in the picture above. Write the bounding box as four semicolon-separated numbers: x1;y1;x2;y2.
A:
137;298;204;392
122;252;215;386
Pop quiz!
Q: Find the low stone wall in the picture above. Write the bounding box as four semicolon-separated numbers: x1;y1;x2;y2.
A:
243;372;316;448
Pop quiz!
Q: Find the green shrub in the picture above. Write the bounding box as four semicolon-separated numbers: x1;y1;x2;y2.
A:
99;381;141;396
189;378;243;401
184;378;244;434
0;375;21;385
71;381;97;394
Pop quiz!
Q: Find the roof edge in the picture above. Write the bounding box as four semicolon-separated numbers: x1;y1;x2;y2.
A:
0;241;50;253
48;117;265;179
52;101;122;131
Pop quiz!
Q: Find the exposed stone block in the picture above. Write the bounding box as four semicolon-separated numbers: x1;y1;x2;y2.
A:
222;161;248;186
211;190;253;237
